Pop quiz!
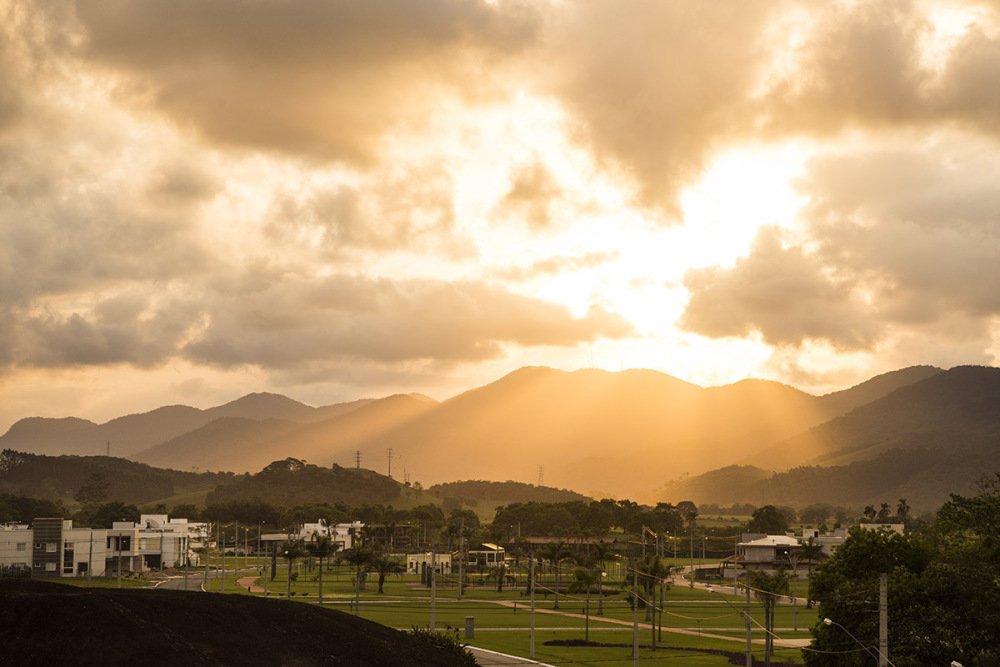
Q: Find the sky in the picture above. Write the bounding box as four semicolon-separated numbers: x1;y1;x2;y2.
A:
2;0;1000;431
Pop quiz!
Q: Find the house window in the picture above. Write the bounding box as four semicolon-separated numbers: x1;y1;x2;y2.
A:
16;543;26;552
45;562;56;572
34;542;43;550
45;543;57;553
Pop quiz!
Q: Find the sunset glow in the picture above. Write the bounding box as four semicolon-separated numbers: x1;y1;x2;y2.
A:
2;0;1000;429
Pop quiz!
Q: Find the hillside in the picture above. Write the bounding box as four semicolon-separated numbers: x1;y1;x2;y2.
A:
205;458;408;508
0;579;473;667
135;394;438;473
0;393;374;459
0;450;230;506
0;364;957;501
339;366;902;498
754;365;1000;470
428;480;591;504
660;444;994;512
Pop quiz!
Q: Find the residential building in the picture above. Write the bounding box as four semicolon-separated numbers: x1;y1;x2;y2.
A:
406;552;452;575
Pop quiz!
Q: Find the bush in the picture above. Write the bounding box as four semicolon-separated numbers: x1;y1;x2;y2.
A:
406;627;477;666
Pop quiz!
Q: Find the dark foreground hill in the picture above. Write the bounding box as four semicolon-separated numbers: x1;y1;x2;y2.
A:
0;579;475;667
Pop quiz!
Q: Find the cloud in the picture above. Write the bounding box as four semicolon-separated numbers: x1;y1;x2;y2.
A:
761;1;929;133
496;251;619;282
542;1;782;215
496;162;562;228
74;0;539;164
183;274;636;368
266;163;466;257
682;139;1000;360
681;226;877;348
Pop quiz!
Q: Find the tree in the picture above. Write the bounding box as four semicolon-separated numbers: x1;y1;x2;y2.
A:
306;534;340;606
895;497;910;523
74;473;110;506
588;541;617;614
570;566;602;641
539;541;573;609
636;554;669;623
340;548;375;597
370;552;404;594
749;569;790;667
279;539;307;599
862;504;877;521
747;505;790;535
876;502;892;521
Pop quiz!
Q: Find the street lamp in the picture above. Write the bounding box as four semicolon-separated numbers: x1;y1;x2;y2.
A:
951;662;964;667
823;618;896;667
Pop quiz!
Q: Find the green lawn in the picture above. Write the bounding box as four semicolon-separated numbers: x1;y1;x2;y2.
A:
203;562;816;665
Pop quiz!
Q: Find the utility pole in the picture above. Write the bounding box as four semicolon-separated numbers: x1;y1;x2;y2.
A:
745;577;753;667
430;550;437;631
458;518;465;601
879;573;888;667
632;564;639;666
220;523;226;593
204;522;210;586
689;522;695;587
529;555;536;659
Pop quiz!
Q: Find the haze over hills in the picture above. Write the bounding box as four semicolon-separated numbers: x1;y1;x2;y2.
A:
665;366;1000;510
135;393;438;473
0;364;958;503
0;393;375;459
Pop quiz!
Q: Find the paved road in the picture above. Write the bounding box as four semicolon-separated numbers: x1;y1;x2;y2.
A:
467;647;555;666
155;569;224;591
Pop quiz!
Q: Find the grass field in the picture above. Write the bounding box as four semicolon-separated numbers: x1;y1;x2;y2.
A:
199;559;816;666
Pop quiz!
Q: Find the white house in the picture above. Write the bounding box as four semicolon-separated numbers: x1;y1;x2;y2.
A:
406;552;452;575
737;535;803;572
0;523;32;576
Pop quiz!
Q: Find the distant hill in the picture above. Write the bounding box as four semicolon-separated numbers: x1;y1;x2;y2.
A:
754;365;1000;470
205;458;408;508
0;364;962;502
660;444;994;512
816;365;943;416
0;393;374;459
428;480;591;504
341;366;902;497
0;579;472;667
135;394;438;473
0;450;229;506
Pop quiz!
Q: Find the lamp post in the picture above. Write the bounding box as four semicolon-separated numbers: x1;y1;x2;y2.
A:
823;618;896;667
707;585;753;667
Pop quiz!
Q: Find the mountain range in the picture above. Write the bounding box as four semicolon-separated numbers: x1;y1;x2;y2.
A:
3;364;998;509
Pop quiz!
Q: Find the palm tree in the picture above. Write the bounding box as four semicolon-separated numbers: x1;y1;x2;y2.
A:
570;566;602;641
279;538;306;599
749;569;790;667
588;541;617;614
539;541;573;609
306;534;340;607
637;554;669;623
370;552;404;594
340;548;374;614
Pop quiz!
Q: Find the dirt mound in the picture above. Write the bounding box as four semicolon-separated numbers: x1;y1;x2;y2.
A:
0;579;474;666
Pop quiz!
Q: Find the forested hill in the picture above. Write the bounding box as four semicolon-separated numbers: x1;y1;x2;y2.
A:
0;450;230;506
428;480;590;504
661;443;997;511
205;458;413;508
